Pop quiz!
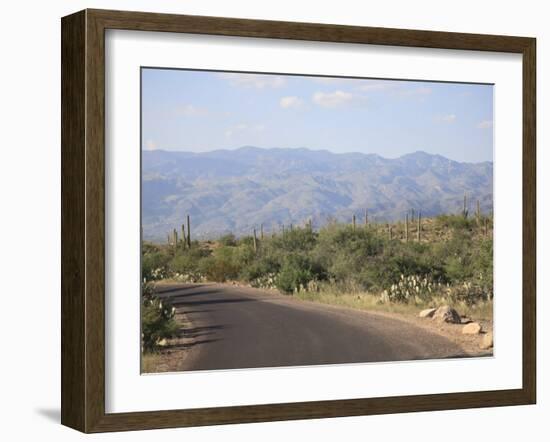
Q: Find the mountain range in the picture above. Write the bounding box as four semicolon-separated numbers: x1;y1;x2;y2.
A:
142;147;493;241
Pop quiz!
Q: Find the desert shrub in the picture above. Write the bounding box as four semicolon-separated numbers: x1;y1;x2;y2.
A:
141;247;171;281
314;228;444;291
199;245;254;282
237;235;255;247
276;265;311;294
367;241;446;290
442;281;492;306
199;253;237;282
141;213;493;306
312;225;384;288
435;214;477;231
168;246;211;275
315;225;383;259
268;227;318;253
275;254;320;293
219;233;237;247
141;282;178;352
433;230;492;285
444;255;473;282
471;238;493;287
240;255;281;281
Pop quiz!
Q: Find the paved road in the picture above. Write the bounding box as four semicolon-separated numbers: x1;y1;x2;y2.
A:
156;283;466;371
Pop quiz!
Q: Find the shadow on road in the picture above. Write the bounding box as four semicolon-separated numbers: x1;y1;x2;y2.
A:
156;284;208;295
182;324;225;339
168;338;221;351
173;297;255;307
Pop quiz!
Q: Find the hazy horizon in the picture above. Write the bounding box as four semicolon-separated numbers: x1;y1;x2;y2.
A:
142;146;493;165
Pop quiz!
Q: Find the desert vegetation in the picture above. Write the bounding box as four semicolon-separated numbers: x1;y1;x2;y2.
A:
142;211;493;337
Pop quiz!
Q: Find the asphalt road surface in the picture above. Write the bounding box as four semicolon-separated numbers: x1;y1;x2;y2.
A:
156;283;466;371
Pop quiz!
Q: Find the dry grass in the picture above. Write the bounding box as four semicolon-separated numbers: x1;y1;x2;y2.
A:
294;289;493;321
141;308;194;374
141;353;164;373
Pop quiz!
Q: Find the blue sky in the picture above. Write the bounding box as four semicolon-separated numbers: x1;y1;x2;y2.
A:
142;68;493;163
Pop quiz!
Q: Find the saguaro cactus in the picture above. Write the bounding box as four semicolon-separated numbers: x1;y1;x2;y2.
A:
405;214;409;242
476;200;481;225
181;223;186;249
260;223;264;240
186;215;191;248
364;209;368;226
352;214;356;231
173;228;178;252
388;224;393;240
462;192;469;218
417;211;422;242
253;228;258;253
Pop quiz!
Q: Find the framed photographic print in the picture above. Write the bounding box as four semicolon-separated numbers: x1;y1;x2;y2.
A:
61;9;536;433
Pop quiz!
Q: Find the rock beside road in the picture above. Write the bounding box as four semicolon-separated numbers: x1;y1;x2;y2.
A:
419;308;437;318
432;306;461;324
462;322;482;334
415;305;492;356
480;332;494;349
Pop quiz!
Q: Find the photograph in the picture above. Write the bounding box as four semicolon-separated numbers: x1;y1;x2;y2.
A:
140;68;495;374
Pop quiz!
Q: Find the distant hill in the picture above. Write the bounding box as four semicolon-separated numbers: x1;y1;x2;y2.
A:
142;147;493;241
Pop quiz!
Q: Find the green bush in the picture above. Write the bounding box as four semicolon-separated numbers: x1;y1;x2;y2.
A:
199;245;254;282
219;233;237;246
442;281;491;306
168;246;211;275
434;230;492;284
368;242;446;290
240;255;281;282
312;225;384;289
269;227;318;253
275;255;316;293
141;215;493;306
435;214;477;231
141;282;178;352
141;246;171;281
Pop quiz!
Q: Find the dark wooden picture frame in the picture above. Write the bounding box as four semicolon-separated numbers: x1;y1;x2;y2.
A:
61;8;536;433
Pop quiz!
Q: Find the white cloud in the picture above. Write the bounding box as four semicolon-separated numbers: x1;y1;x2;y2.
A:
477;120;493;129
279;96;304;109
312;90;356;108
219;73;286;89
177;104;209;117
144;139;157;151
435;114;457;123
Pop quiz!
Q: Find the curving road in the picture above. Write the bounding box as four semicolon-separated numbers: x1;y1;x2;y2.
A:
156;283;466;371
